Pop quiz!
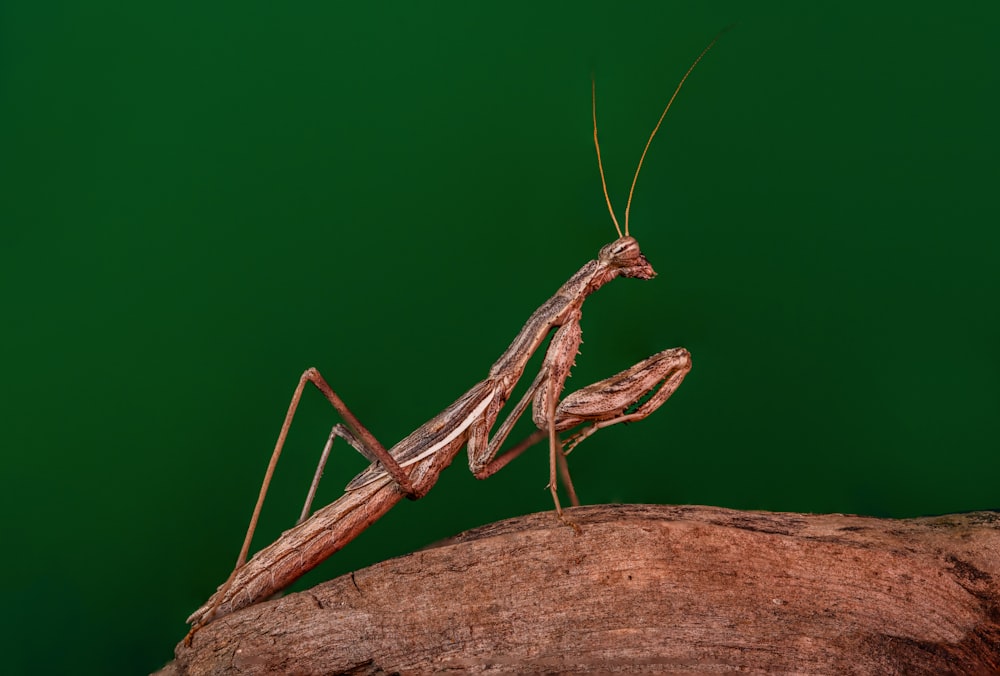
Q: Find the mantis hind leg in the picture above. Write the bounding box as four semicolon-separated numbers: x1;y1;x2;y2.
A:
185;367;414;645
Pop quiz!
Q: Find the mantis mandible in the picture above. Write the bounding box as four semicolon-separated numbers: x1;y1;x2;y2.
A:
185;36;720;638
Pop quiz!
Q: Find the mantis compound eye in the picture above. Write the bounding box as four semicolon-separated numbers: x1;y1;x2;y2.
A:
603;236;644;262
598;237;655;279
599;236;639;262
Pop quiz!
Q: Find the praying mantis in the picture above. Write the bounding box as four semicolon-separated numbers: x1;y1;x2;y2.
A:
185;36;721;639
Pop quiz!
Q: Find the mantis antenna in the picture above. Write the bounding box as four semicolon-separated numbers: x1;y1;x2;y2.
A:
593;31;727;237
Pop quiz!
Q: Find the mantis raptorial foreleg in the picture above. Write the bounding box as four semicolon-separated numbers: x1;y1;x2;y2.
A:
465;334;692;490
555;347;693;454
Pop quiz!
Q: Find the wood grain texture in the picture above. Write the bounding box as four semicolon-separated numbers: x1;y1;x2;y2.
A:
160;504;1000;674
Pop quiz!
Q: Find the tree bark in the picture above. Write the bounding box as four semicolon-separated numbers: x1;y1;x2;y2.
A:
159;504;1000;675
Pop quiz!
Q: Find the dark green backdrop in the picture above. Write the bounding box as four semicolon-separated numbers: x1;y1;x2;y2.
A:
2;2;997;673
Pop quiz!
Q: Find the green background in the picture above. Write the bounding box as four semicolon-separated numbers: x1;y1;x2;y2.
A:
2;2;997;673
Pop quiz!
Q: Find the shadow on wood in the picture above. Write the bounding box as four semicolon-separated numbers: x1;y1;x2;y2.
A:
159;504;999;674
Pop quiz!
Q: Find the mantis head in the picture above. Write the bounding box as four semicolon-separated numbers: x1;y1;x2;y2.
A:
600;236;656;279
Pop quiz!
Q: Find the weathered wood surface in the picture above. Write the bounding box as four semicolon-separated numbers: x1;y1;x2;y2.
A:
159;504;1000;674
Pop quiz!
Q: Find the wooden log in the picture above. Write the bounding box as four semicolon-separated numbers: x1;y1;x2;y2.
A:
159;504;1000;674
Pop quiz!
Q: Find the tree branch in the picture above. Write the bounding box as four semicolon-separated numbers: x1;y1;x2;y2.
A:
159;504;1000;674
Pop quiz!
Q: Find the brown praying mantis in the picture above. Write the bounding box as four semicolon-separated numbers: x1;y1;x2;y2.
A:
185;37;722;639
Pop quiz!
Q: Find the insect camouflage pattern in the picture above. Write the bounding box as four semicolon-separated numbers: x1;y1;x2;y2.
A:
184;35;722;641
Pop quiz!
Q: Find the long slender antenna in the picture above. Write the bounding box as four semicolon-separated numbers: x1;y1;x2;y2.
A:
624;32;726;235
592;77;622;238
